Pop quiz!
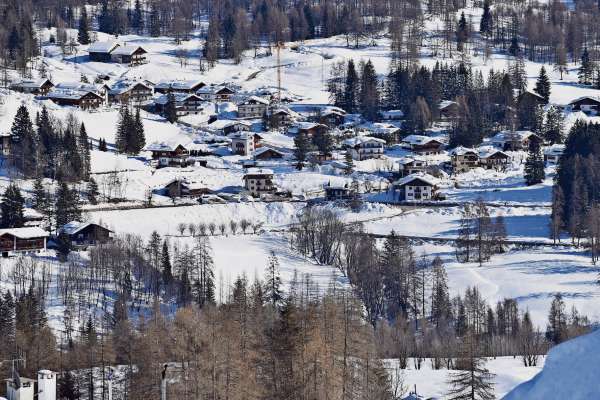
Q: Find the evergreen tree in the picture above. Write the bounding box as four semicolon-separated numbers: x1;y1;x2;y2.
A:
55;181;81;228
131;0;144;34
293;131;310;170
360;60;380;121
524;141;545;186
0;291;15;352
192;237;215;308
131;108;146;154
98;138;108;152
161;240;173;287
79;123;91;180
11;105;37;176
264;251;283;307
508;36;520;57
456;12;469;51
1;184;25;228
446;332;496;400
77;6;90;45
164;91;178;124
546;293;567;344
479;1;493;36
58;371;80;400
544;106;565;144
578;48;594;85
343;59;359;112
149;3;161;37
312;130;334;156
534;66;551;103
87;178;99;205
344;150;354;175
115;106;131;153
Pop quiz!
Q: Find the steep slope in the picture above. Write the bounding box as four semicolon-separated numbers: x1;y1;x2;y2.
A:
503;330;600;399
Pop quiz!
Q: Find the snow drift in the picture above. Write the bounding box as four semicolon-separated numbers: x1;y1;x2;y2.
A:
503;329;600;399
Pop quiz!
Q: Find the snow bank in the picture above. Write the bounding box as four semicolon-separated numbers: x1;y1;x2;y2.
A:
503;330;600;399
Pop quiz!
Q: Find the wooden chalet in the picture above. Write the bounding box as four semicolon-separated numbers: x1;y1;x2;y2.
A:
438;100;459;121
396;157;428;177
478;147;510;170
402;135;445;155
88;41;120;62
449;147;480;173
197;85;236;102
343;136;386;160
108;81;154;104
59;221;113;247
238;96;270;118
319;109;346;127
155;93;205;116
518;90;547;106
544;144;565;164
47;89;104;110
10;79;54;95
154;80;206;94
254;147;285;160
110;45;148;65
288;122;328;137
268;108;296;128
0;227;48;256
324;183;352;201
164;179;212;198
491;131;542;151
568;96;600;114
145;142;190;167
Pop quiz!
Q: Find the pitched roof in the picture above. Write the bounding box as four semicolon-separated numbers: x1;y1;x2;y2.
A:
449;146;478;156
111;45;146;56
343;136;386;147
108;80;152;95
144;142;187;152
393;173;439;187
60;221;112;235
254;147;285;157
239;95;270;106
0;227;49;239
10;79;53;89
154;92;203;105
403;135;445;146
47;89;103;101
244;168;274;177
155;80;205;90
88;41;120;53
544;144;566;156
568;95;600;105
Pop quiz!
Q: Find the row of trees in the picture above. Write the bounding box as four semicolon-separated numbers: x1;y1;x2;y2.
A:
11;105;91;182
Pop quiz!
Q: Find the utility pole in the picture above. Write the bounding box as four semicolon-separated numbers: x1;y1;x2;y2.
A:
275;41;285;105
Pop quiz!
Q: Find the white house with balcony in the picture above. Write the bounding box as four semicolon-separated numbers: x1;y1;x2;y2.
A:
343;136;386;160
392;173;439;202
243;168;276;197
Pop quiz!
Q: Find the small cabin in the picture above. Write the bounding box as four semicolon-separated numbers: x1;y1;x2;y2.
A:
47;90;104;110
0;227;48;257
164;179;212;199
110;45;147;65
544;144;565;164
288;122;328;137
59;221;113;247
154;80;206;94
154;93;204;116
324;184;352;201
254;147;285;160
402;135;445;155
88;41;120;62
449;146;480;173
396;157;428;177
491;131;542;151
568;96;600;114
478;147;510;170
145;143;190;167
319;109;346;127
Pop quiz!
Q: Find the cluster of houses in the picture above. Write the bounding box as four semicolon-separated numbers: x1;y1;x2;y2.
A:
0;221;112;257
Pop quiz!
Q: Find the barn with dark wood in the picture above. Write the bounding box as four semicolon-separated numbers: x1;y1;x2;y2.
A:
59;221;113;247
0;227;48;257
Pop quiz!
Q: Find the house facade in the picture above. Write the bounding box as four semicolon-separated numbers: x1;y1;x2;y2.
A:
230;132;262;156
569;96;600;114
344;136;386;160
155;93;205;116
60;221;113;247
164;179;211;198
110;45;148;65
491;131;542;151
402;135;445;155
47;90;104;110
479;148;510;170
146;143;190;167
243;168;276;197
238;96;269;118
254;147;284;160
108;81;154;105
0;133;13;156
450;147;480;173
154;80;205;94
392;174;439;202
10;79;54;95
396;157;428;177
544;144;565;164
324;184;352;201
0;227;48;257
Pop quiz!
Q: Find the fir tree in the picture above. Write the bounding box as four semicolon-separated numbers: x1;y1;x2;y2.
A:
98;138;108;152
149;3;161;37
343;59;359;112
578;48;594;85
77;6;90;45
58;371;80;400
131;0;144;34
546;293;567;344
79;123;91;180
0;184;25;228
293;131;310;170
161;240;173;286
446;332;496;400
544;106;565;144
344;150;355;175
508;36;520;57
312;130;334;156
264;251;283;307
534;66;551;104
115;106;131;153
87;178;99;205
479;1;492;36
131;108;146;154
11;105;37;176
524;141;545;186
164;91;178;124
456;12;469;51
55;181;82;228
360;60;380;121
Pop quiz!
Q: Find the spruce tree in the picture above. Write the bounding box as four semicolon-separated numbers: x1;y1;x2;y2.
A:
479;1;492;36
164;91;178;124
79;123;91;180
544;106;565;144
0;184;25;228
11;105;37;176
446;332;496;400
534;66;551;104
132;0;144;34
360;60;380;121
87;178;99;205
131;108;146;154
115;106;130;153
524;141;545;186
578;48;594;85
161;240;173;286
546;293;567;344
98;138;108;152
344;150;354;174
264;251;283;307
55;181;82;228
343;59;359;112
456;12;469;51
77;6;90;45
58;371;80;400
293;131;310;170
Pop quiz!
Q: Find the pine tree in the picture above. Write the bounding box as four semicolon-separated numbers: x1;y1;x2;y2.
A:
534;66;551;104
79;123;91;180
264;251;283;307
0;184;25;228
293;131;310;170
55;181;82;228
149;3;161;37
446;332;496;400
164;91;178;124
98;138;108;152
131;0;144;34
578;48;594;85
344;150;354;175
131;108;146;154
544;106;565;144
456;12;469;51
11;105;37;176
58;371;80;400
479;1;492;36
546;293;567;344
115;106;130;153
161;240;173;287
430;257;451;326
312;130;333;156
343;59;359;112
87;178;99;205
77;6;90;45
524;141;545;186
360;60;380;121
0;291;15;352
508;36;520;57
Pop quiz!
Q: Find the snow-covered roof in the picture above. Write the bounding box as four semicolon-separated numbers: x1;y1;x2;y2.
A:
60;221;111;235
111;45;146;56
144;142;186;152
439;100;457;110
544;144;566;156
393;173;439;187
10;79;52;89
155;80;205;90
343;136;386;147
478;146;508;159
244;168;274;176
449;146;478;156
239;95;270;106
55;82;103;93
395;156;426;165
47;89;101;100
88;41;120;53
108;79;152;95
254;147;285;157
568;95;600;105
361;122;401;135
197;85;235;95
209;119;252;130
0;227;49;239
154;92;202;105
491;130;538;143
229;131;261;140
403;135;445;146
